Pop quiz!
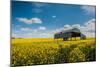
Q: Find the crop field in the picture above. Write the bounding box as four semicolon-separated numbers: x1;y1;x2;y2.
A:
11;38;96;66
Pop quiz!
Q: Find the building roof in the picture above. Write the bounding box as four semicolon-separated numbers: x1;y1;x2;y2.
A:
55;28;81;34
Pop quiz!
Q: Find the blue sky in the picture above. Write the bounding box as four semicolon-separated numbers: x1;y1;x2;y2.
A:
12;1;96;38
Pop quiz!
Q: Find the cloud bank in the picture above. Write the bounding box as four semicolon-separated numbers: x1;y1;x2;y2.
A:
13;18;95;38
16;17;42;24
81;6;95;15
54;18;95;37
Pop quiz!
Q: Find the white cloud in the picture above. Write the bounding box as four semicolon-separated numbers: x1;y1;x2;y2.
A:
33;8;42;13
37;33;53;38
64;25;70;28
81;5;95;15
21;28;32;31
32;2;52;13
81;18;95;37
33;29;38;32
52;15;56;18
20;27;37;32
81;31;95;37
33;2;45;8
38;26;46;30
12;33;18;38
77;19;95;37
55;18;95;37
33;2;50;8
20;26;46;32
84;18;95;31
72;24;80;29
12;31;53;38
63;25;72;30
64;24;80;29
52;28;63;34
12;32;27;38
16;17;42;24
32;3;47;13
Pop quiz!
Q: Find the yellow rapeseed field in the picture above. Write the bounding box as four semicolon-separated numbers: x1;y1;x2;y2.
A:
11;37;96;66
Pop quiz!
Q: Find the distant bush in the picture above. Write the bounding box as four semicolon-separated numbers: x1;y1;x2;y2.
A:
12;37;15;39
